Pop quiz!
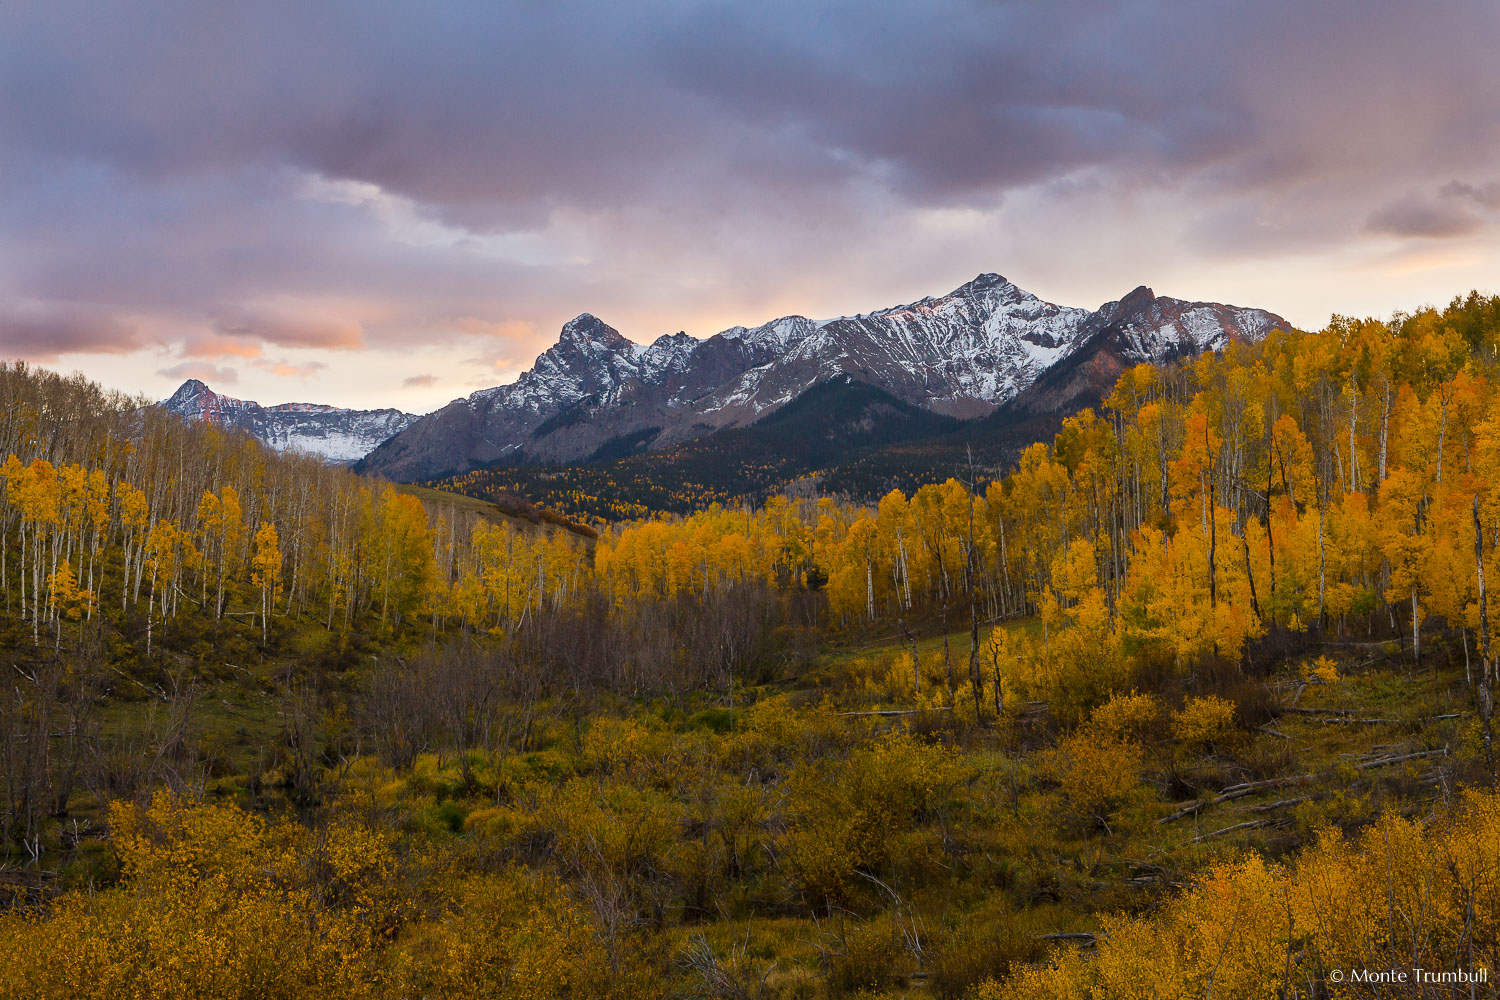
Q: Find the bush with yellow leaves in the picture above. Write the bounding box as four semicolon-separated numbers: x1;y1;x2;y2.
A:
1086;690;1164;743
973;790;1500;999
3;793;380;1000
1304;654;1340;685
1043;729;1146;828
0;793;632;1000
582;715;704;789
391;869;622;1000
1170;695;1239;753
783;731;965;908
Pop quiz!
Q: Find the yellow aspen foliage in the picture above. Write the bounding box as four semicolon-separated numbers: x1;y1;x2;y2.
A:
46;559;93;621
250;519;281;641
1087;690;1164;742
1;793;631;1000
977;791;1500;999
391;871;619;1000
784;732;964;905
1170;695;1239;752
1044;727;1145;825
1304;655;1340;684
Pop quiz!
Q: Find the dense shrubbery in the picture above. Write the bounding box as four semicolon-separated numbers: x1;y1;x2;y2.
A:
983;791;1500;999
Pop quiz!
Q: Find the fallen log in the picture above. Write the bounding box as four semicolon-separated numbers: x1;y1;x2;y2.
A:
1039;932;1100;945
836;706;953;717
1247;796;1311;813
1159;774;1316;823
1355;748;1447;770
1182;815;1278;839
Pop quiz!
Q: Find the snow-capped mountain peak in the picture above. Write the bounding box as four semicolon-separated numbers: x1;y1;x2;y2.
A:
159;381;419;463
557;313;630;351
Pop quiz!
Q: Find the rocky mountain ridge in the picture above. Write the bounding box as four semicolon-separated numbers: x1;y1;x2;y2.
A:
357;274;1286;481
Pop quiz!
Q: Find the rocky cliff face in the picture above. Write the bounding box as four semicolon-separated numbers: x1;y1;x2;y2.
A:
355;274;1287;481
160;380;419;463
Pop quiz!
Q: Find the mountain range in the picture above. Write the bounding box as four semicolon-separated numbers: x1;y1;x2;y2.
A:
354;274;1285;481
160;379;419;463
158;274;1287;496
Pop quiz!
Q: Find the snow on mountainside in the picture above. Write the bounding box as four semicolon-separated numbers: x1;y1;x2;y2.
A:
356;274;1288;482
160;380;419;463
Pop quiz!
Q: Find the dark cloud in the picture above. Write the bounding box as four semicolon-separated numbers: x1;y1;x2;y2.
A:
0;307;150;361
1440;181;1500;211
1;0;1497;388
1368;179;1500;238
1368;197;1485;239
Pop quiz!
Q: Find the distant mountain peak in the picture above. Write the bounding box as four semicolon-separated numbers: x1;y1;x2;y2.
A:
159;380;419;463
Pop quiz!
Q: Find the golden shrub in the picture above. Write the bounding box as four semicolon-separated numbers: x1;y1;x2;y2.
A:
1170;695;1238;751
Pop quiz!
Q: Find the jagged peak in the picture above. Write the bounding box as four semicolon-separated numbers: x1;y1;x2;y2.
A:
162;378;241;412
962;271;1014;291
557;313;631;349
165;378;213;401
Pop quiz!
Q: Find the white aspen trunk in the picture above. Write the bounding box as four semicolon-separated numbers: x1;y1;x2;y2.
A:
1411;586;1421;666
1348;399;1358;492
1436;397;1449;485
1317;493;1327;623
147;575;155;656
1474;496;1492;768
1379;385;1390;483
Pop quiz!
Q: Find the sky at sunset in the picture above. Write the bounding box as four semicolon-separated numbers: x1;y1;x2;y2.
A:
2;0;1497;413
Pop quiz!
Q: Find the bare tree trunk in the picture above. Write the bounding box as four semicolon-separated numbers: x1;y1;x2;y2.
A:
895;528;912;611
1242;531;1260;622
1475;496;1492;775
1379;384;1390;483
966;449;983;723
1317;487;1327;625
1348;379;1358;493
1411;587;1421;668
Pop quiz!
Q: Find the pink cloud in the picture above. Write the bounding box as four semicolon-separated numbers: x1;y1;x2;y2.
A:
448;316;536;340
255;359;327;378
158;361;238;384
182;333;262;359
212;311;365;349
